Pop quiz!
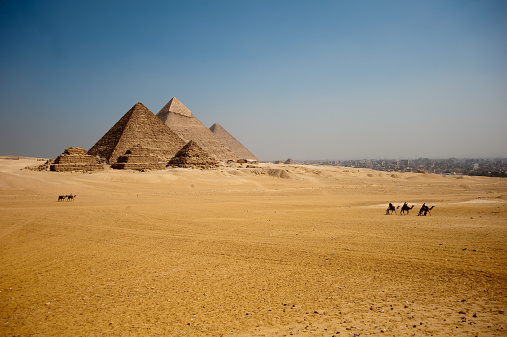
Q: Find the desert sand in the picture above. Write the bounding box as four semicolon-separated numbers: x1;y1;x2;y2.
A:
1;157;506;336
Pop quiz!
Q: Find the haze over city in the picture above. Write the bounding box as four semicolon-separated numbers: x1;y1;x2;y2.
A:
1;0;506;161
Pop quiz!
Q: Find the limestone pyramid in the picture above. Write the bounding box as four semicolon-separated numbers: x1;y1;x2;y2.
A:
88;102;186;164
111;145;164;171
156;98;238;162
167;140;219;169
284;158;295;164
209;123;258;161
50;147;104;172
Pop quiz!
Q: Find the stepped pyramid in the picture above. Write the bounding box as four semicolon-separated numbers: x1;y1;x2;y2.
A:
88;102;186;164
209;123;258;161
167;140;219;169
111;145;164;170
156;98;238;162
51;147;104;172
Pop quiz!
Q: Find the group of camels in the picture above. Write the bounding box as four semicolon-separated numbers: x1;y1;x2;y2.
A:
57;194;76;202
386;202;434;216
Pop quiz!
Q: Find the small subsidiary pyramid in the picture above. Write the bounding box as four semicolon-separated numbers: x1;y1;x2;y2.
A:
156;97;238;162
50;147;104;172
88;102;186;164
111;145;164;170
167;140;219;169
209;123;258;161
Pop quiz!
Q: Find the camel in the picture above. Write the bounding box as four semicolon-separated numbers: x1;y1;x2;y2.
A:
385;203;399;215
418;205;434;216
67;194;76;201
58;195;66;202
400;203;414;215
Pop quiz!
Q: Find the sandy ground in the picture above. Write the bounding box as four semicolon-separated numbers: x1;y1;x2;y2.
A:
1;157;506;336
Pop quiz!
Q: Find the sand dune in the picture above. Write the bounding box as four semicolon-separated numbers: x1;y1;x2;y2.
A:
1;157;506;336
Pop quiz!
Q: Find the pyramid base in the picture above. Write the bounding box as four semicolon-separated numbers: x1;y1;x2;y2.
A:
111;163;165;171
50;164;104;172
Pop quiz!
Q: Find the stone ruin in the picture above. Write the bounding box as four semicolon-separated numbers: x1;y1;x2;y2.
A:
50;147;104;172
111;145;164;171
167;140;219;169
25;159;54;171
284;158;295;164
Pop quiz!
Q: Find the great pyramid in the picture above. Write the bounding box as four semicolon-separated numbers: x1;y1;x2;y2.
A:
167;140;219;169
156;98;238;162
88;102;186;164
209;123;258;161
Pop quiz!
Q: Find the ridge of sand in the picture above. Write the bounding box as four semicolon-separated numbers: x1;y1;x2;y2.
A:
1;158;506;336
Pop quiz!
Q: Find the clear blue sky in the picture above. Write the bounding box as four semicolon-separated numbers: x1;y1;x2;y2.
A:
1;0;506;161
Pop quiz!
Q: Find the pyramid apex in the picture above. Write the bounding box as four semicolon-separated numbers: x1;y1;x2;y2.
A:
158;97;192;117
132;102;148;109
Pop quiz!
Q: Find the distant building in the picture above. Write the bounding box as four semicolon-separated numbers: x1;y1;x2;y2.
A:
398;160;409;167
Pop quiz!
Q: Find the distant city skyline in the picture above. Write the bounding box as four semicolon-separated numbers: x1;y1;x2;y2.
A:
1;0;506;161
299;157;507;177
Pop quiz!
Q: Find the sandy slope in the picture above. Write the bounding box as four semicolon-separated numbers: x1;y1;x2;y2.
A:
1;157;506;336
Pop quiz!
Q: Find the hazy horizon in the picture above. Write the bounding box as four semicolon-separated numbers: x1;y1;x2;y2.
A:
295;156;507;162
1;0;506;162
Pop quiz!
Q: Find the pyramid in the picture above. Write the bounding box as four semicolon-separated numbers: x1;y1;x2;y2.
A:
156;98;238;162
167;140;219;169
50;147;104;172
111;145;164;171
209;123;258;161
88;102;186;164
